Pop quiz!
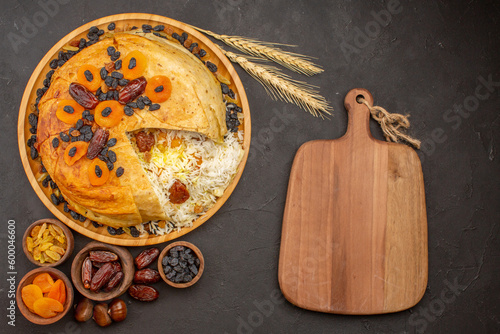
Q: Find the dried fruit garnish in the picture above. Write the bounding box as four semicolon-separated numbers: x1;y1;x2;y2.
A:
118;77;147;104
69;82;99;109
87;128;109;159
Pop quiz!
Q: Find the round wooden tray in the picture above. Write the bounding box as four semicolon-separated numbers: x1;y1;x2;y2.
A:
18;14;251;246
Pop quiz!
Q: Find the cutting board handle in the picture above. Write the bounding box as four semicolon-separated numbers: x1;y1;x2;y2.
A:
344;88;375;141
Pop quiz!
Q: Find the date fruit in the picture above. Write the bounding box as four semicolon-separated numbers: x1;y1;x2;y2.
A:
69;82;99;109
118;77;147;104
134;268;160;284
89;250;118;263
105;271;124;292
134;247;159;269
87;128;109;159
90;262;115;292
82;257;92;289
128;284;159;302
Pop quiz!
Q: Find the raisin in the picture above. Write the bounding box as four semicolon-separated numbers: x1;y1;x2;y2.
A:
107;226;117;235
52;137;59;148
115;60;122;71
206;61;217;72
64;105;74;114
107;46;116;56
128;285;159;302
108;22;115;30
199;49;207;57
221;83;229;94
68;146;77;157
134;248;160;269
128;57;136;69
84;70;93;82
116;167;124;177
168;179;190;204
101;107;112;117
50;59;58;69
111;71;123;79
95;165;102;178
69;82;99;109
154;85;164;93
153;25;164;31
107;138;117;147
108;150;116;163
142;96;151;105
51;193;60;205
91;220;103;228
135;131;155;152
118;77;147;104
142;24;153;32
106;161;114;171
110;52;120;61
149;103;160;111
130;226;140;237
28;113;38;127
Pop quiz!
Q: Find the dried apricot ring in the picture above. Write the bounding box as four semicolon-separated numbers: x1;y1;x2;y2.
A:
33;297;64;318
64;141;89;166
95;101;124;127
33;273;54;293
88;159;110;186
77;64;102;92
21;284;43;312
145;75;172;103
47;279;66;305
122;50;147;79
56;99;84;125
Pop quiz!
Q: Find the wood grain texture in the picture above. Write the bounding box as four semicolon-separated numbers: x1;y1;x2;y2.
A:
17;14;251;246
278;88;427;314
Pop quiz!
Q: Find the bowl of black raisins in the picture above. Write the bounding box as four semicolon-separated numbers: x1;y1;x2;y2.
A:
157;241;204;288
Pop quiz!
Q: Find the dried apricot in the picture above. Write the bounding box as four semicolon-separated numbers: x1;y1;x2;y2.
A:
145;75;172;103
122;50;147;79
56;99;84;125
33;297;64;318
88;159;109;186
47;279;66;305
94;101;124;127
77;65;102;92
64;141;89;166
21;284;43;312
33;273;54;293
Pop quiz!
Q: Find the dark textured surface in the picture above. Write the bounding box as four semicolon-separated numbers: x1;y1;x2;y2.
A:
1;0;499;333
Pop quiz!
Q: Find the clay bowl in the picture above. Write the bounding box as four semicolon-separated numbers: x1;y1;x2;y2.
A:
22;218;74;267
16;267;74;325
158;241;204;288
71;241;133;301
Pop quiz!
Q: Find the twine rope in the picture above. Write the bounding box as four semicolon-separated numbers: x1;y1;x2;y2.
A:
358;98;421;149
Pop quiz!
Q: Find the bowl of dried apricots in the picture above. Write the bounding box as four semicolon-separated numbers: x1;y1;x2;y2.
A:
16;267;74;325
22;218;74;267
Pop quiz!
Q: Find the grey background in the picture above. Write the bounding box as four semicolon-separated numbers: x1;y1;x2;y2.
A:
1;0;499;333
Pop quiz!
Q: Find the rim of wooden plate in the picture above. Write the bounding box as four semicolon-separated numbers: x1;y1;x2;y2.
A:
16;267;74;325
17;13;251;246
22;218;74;267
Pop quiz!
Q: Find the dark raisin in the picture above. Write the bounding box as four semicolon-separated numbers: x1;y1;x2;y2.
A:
154;85;164;93
46;69;54;80
60;132;70;142
149;103;160;111
100;67;107;80
107;138;117;147
127;102;138;108
110;52;120;61
111;71;123;79
89;26;99;34
166;271;175;279
87;114;94;122
49;180;56;189
97;29;104;36
99;93;106;101
188;42;198;52
42;178;49;188
87;32;98;41
95;165;102;178
28;113;38;127
107;46;116;56
95;87;103;97
128;57;136;69
115;227;125;235
52;137;59;148
137;100;145;109
108;22;115;30
84;70;93;82
199;49;207;57
49;59;58;69
78;38;86;49
228;89;235;99
43;78;50;87
63;202;69;212
131;26;138;30
129;226;140;237
106;160;114;171
29;127;37;134
172;32;180;41
68;146;77;157
98;154;108;162
79;214;86;222
116;167;124;177
36;88;44;97
221;83;229;94
153;25;164;31
92;220;103;228
84;132;93;142
206;61;217;72
112;78;119;89
80;124;91;133
107;226;117;235
106;91;114;100
142;96;151;105
69;210;79;220
41;164;47;173
108;150;117;163
57;59;66;67
118;79;129;86
75;119;83;130
124;106;134;116
163;265;171;274
101;146;109;156
51;194;60;206
169;257;179;266
195;258;200;266
189;264;198;275
101;107;112;117
180;32;188;44
115;59;122;70
63;105;74;114
142;24;153;32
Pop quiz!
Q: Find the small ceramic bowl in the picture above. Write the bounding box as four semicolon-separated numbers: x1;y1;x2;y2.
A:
71;241;133;301
158;241;205;288
16;267;74;325
22;218;74;267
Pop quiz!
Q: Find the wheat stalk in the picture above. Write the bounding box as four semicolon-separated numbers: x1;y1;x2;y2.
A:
190;26;323;76
220;48;332;118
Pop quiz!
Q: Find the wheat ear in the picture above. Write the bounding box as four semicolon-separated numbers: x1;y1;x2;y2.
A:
221;48;332;118
191;26;323;76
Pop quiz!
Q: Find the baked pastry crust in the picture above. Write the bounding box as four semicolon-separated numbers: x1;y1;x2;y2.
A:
36;33;227;227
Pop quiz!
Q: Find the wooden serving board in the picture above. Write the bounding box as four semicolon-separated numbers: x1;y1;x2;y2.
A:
18;14;251;246
278;88;427;315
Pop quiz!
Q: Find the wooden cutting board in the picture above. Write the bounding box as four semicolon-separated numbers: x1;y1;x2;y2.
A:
278;88;428;315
